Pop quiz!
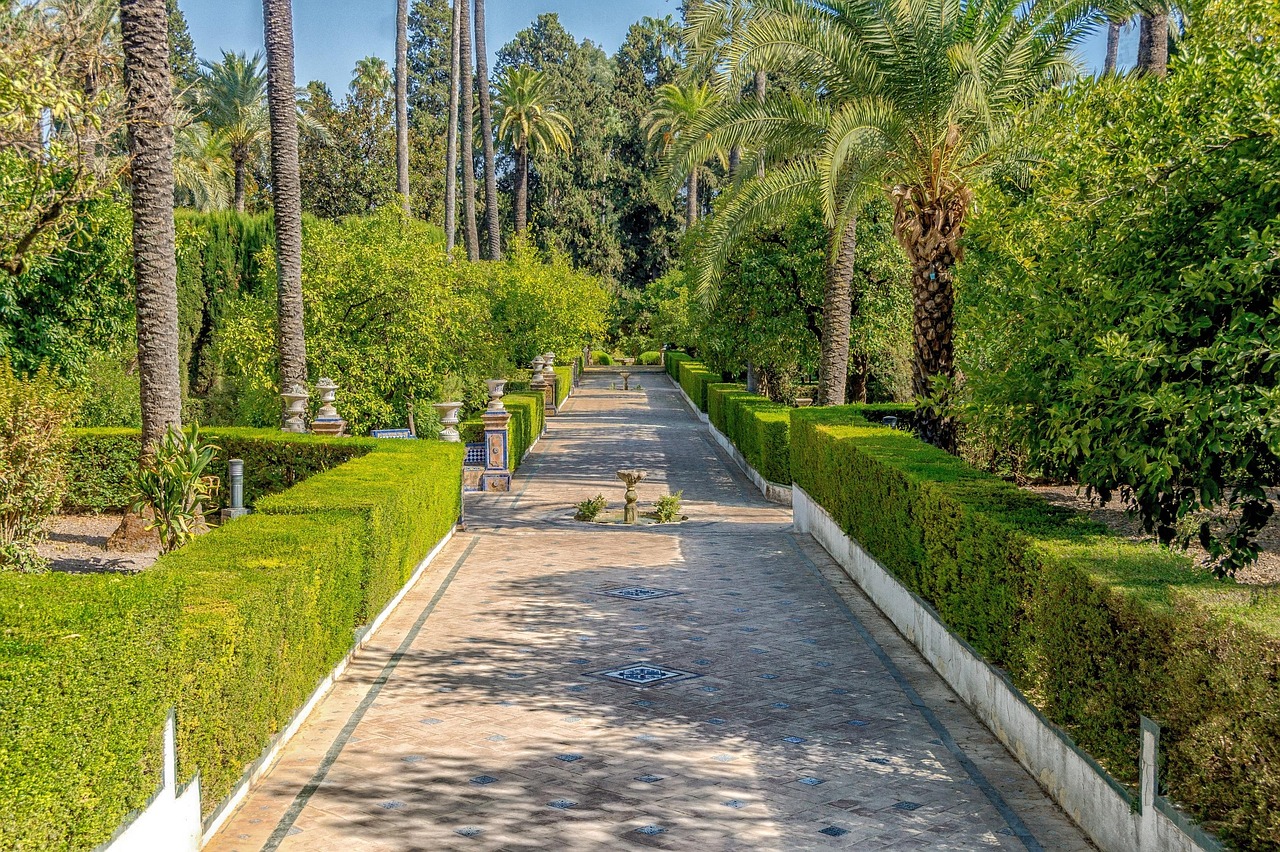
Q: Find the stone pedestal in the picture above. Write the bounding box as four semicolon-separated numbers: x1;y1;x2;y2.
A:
480;410;512;492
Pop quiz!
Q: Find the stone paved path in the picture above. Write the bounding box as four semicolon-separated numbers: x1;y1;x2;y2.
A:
206;369;1092;852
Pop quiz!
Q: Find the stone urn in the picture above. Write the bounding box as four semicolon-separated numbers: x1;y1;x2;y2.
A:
617;469;647;524
433;401;464;442
486;379;508;412
530;356;547;388
281;383;309;433
311;377;348;437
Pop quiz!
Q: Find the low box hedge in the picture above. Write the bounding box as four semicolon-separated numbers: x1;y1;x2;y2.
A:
0;438;464;850
665;350;690;380
63;428;374;513
553;366;573;408
703;382;793;485
790;406;1280;848
676;359;717;412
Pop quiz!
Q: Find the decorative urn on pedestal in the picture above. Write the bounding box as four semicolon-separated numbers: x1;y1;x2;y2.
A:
281;384;310;433
433;402;464;442
311;377;348;437
617;469;647;524
485;379;508;412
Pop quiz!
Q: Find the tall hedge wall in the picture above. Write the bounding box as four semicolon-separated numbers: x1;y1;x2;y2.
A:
554;366;573;407
790;407;1280;848
0;438;463;850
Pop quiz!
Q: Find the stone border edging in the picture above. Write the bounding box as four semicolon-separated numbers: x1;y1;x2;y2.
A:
667;374;792;506
792;484;1221;852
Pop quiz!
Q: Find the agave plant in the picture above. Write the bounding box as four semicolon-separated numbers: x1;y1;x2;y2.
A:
131;423;221;554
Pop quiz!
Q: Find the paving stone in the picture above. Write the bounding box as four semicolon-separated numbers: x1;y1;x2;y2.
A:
204;369;1093;852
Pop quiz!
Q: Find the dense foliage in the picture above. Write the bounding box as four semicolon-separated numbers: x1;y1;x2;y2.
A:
960;0;1280;574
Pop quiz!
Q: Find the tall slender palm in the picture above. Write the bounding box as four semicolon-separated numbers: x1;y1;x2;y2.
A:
1098;0;1135;74
119;0;182;450
395;0;410;214
682;0;1092;445
494;67;574;236
352;55;392;99
458;0;479;260
646;81;725;228
1135;1;1173;77
263;0;308;401
445;0;461;254
197;50;267;213
474;0;500;259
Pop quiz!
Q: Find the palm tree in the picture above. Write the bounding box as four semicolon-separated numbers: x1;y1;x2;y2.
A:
458;0;479;260
445;0;461;254
1135;1;1173;77
173;118;233;211
119;0;182;450
352;55;392;100
262;0;308;402
1098;0;1136;74
395;0;410;214
646;81;726;228
494;67;574;237
474;0;500;260
197;51;267;213
684;0;1092;446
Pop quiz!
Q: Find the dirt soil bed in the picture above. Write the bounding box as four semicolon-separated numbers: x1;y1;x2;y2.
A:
1027;485;1280;586
37;514;159;574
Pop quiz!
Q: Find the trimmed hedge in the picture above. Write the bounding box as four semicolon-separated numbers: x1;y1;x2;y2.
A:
554;366;573;407
63;428;373;513
704;383;793;485
790;407;1280;848
677;359;718;412
665;351;690;380
0;439;463;850
638;351;662;366
459;391;545;471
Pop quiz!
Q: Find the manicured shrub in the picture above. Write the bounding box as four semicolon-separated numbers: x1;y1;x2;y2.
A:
592;350;614;366
63;428;374;513
706;383;745;432
554;366;573;407
504;392;545;468
676;359;717;411
665;350;690;379
790;406;1280;846
638;351;662;366
0;439;464;849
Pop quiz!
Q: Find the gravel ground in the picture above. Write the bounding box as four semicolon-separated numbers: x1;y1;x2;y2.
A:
1028;485;1280;586
36;514;158;574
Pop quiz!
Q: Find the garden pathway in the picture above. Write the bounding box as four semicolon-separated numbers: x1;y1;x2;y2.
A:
205;368;1091;852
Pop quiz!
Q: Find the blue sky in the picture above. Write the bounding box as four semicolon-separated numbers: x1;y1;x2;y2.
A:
180;0;1129;95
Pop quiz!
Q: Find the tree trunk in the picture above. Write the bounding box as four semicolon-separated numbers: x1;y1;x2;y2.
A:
263;0;308;400
897;194;963;453
847;352;869;404
1147;12;1169;78
232;148;247;213
754;69;766;177
474;0;500;260
444;0;461;255
1104;19;1122;76
120;0;182;452
686;171;698;228
1137;14;1152;72
458;0;479;261
514;143;528;235
395;0;410;214
817;216;857;407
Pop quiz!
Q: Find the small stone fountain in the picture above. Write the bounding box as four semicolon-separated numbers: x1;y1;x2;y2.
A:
281;383;309;433
619;371;632;391
433;401;464;442
617;469;647;524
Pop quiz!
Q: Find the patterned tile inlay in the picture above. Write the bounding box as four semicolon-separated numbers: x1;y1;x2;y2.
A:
592;663;700;687
470;775;499;785
454;826;483;837
635;774;664;783
798;777;825;786
894;801;922;811
548;799;577;809
600;586;682;601
636;825;666;836
820;826;850;837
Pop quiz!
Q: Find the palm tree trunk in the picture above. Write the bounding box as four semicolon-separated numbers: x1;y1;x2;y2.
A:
232;149;247;213
1104;18;1122;76
263;0;308;400
754;70;766;177
897;196;962;453
444;0;461;254
120;0;182;451
686;171;698;228
474;0;500;260
1137;14;1152;71
515;142;528;235
395;0;410;214
818;216;856;407
458;0;479;261
1147;12;1169;78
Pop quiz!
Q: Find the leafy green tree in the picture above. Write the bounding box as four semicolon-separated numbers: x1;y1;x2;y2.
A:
959;0;1280;580
406;0;451;220
196;51;268;213
687;0;1091;445
166;0;200;92
494;67;574;236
